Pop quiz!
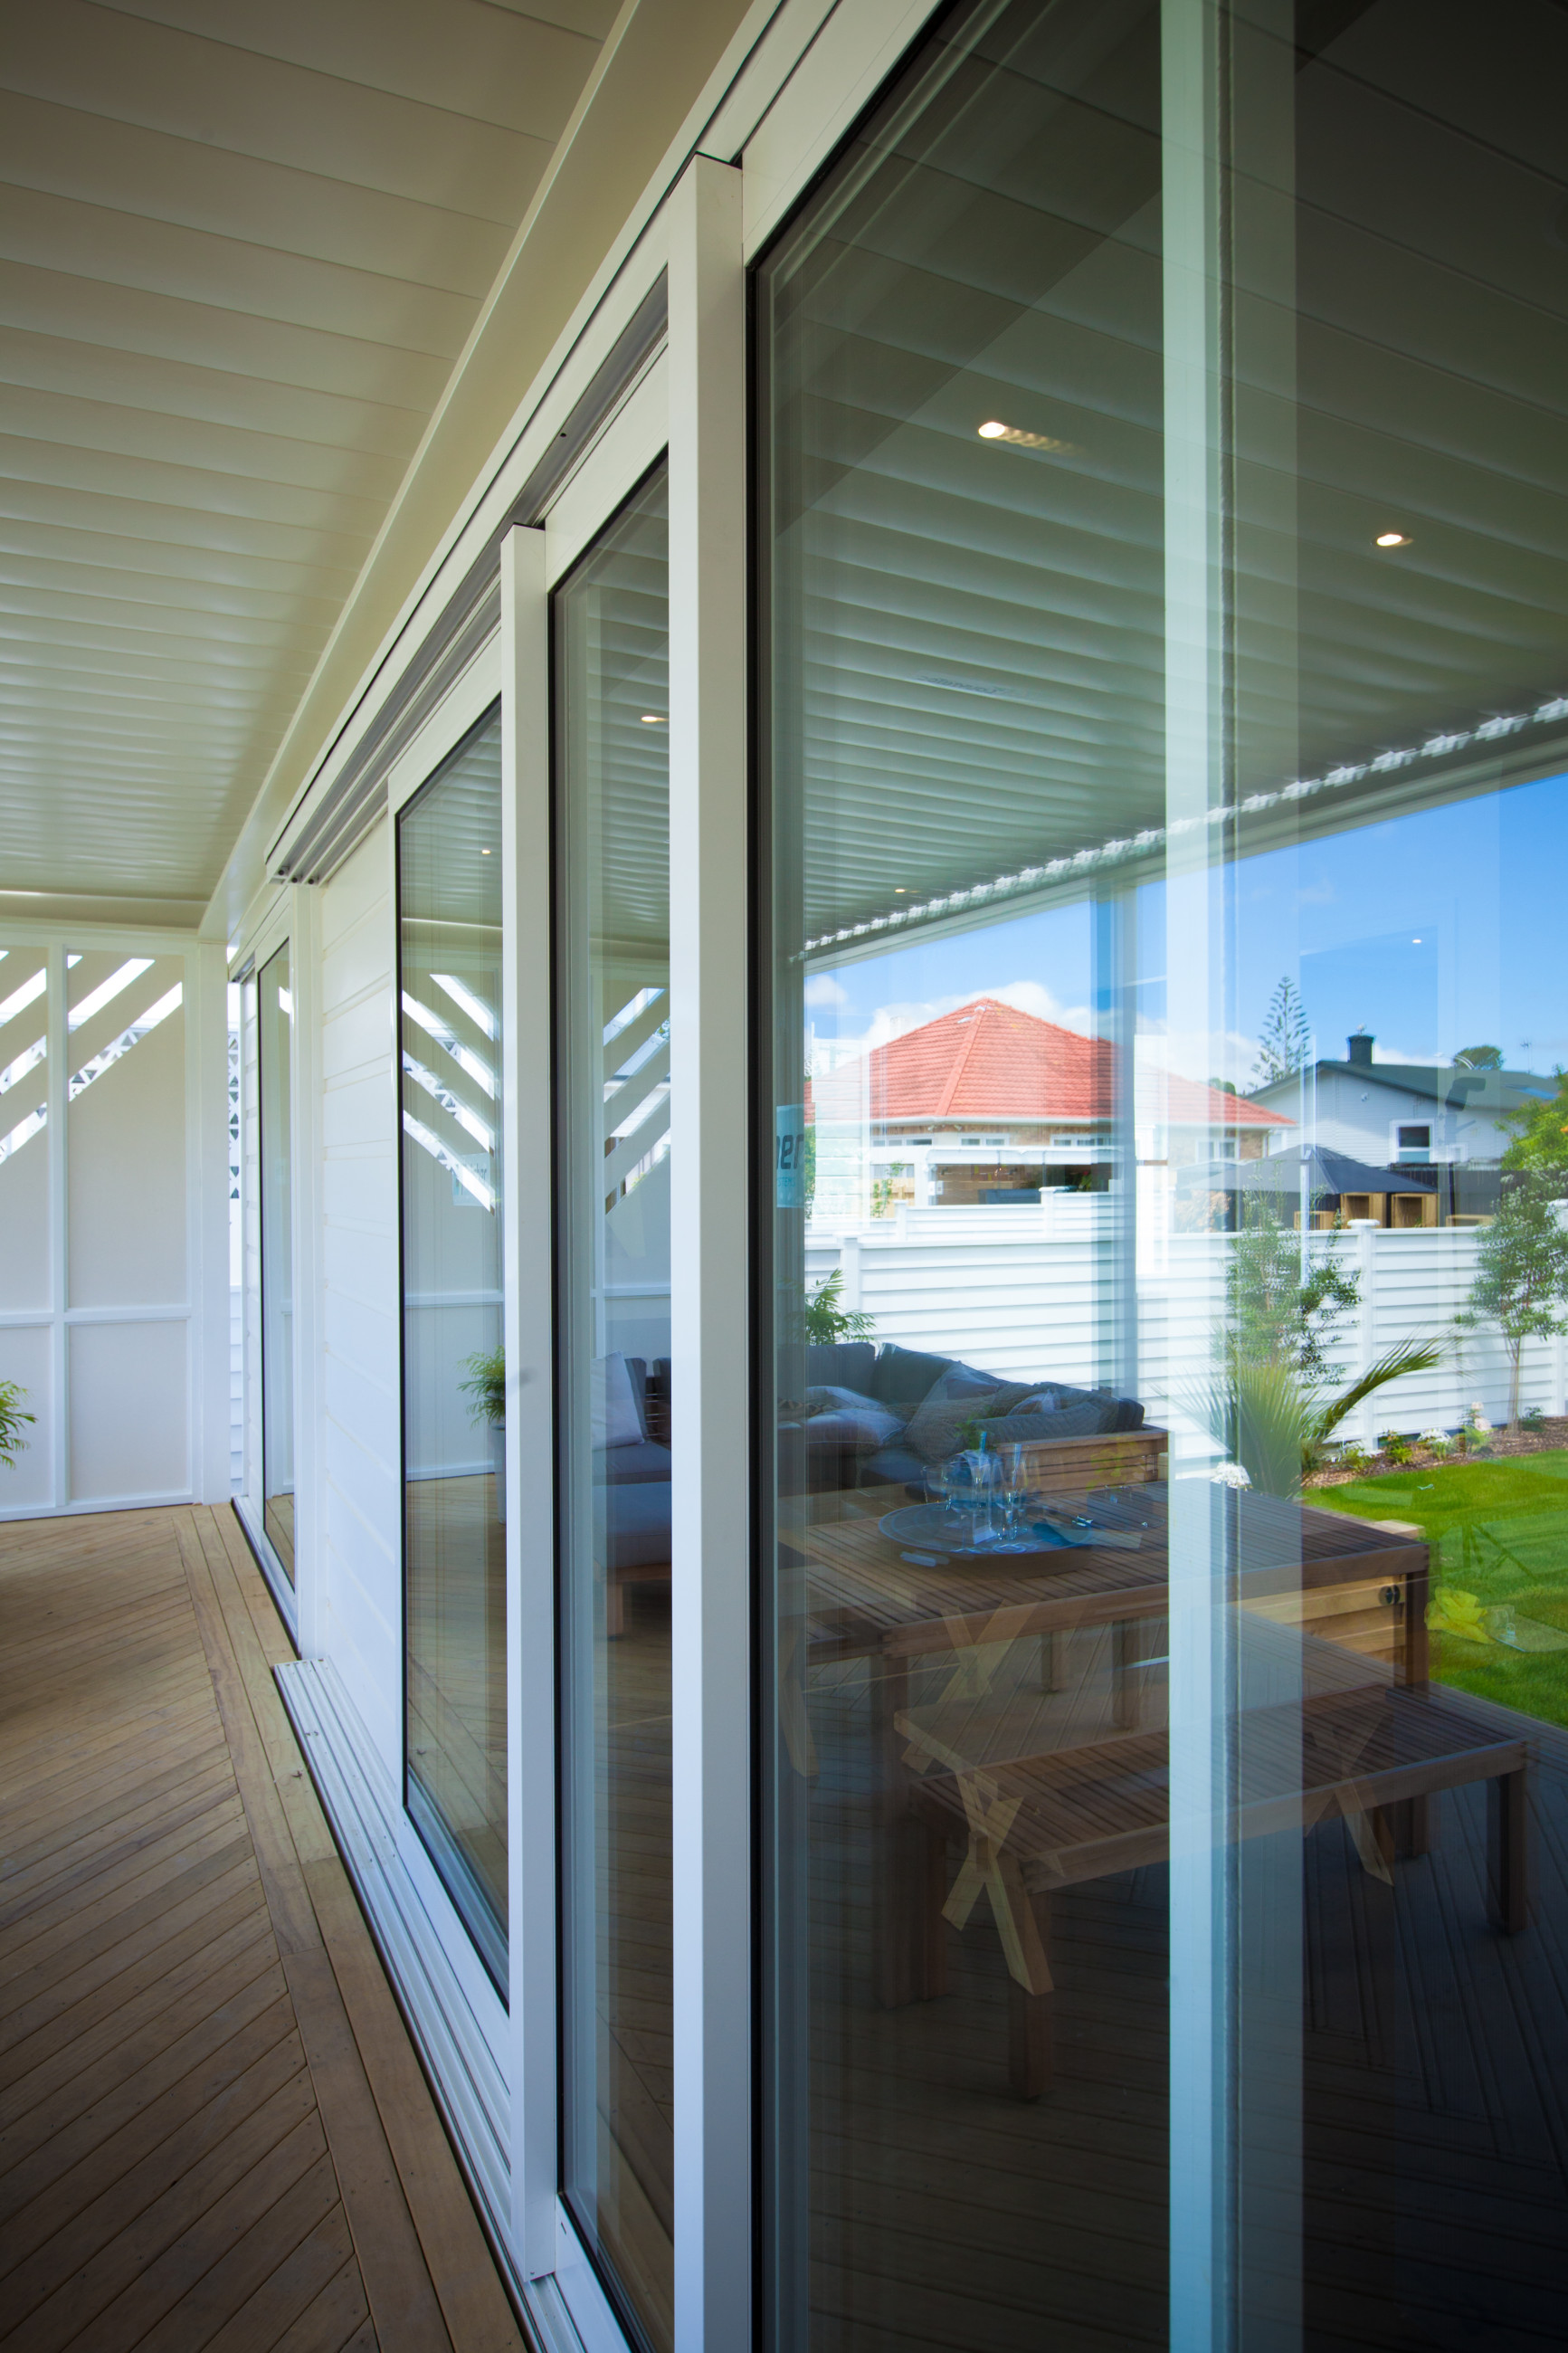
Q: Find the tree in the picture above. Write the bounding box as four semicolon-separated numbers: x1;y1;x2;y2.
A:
1498;1066;1568;1191
1452;1043;1503;1071
1251;976;1312;1089
1190;1211;1439;1492
1468;1181;1568;1426
1228;1210;1358;1380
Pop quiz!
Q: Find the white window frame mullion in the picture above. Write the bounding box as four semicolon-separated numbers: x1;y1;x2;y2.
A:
46;939;68;1510
289;883;327;1655
668;153;751;2353
500;519;559;2281
234;893;302;1634
1163;2;1238;2347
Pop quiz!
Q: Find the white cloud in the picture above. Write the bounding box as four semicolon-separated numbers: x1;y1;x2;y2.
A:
986;978;1093;1032
803;974;849;1008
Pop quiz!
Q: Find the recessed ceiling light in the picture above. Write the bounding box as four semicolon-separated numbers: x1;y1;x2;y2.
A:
976;420;1080;454
480;847;491;855
1375;531;1411;548
640;712;666;725
894;888;906;894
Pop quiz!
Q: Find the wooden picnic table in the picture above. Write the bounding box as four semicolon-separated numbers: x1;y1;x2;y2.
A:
789;1479;1429;1691
784;1477;1486;2033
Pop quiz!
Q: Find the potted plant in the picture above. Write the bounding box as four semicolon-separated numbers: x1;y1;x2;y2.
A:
0;1379;33;1471
460;1345;506;1522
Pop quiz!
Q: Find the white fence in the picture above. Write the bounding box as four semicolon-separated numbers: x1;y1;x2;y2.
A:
808;1199;1567;1448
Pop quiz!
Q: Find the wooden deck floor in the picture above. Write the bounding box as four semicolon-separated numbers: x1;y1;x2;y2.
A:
0;1505;527;2353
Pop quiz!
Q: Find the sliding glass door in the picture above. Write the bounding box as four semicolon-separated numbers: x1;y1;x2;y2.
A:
398;706;508;1986
755;0;1568;2347
258;939;295;1580
555;466;674;2352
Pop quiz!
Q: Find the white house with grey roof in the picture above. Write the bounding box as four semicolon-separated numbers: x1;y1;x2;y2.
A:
1249;1032;1554;1176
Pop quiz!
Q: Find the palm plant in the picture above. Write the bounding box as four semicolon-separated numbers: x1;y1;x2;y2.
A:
1188;1340;1441;1497
0;1379;33;1467
460;1345;506;1426
800;1269;875;1344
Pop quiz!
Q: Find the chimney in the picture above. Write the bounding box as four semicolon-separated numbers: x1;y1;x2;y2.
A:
1346;1031;1373;1067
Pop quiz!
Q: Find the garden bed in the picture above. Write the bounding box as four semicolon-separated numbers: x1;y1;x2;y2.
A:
1304;1415;1568;1487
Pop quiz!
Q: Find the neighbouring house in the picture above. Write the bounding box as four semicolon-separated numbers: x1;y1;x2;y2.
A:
807;996;1291;1221
1177;1143;1445;1232
1248;1031;1554;1221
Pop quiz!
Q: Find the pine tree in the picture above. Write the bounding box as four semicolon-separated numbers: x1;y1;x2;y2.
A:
1251;976;1312;1089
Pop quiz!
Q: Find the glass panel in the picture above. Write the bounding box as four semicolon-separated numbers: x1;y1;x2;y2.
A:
66;948;185;1308
228;977;242;1496
242;968;263;1529
758;1;1568;2347
259;941;295;1579
555;465;672;2350
1212;4;1568;2341
398;705;507;1984
0;945;51;1313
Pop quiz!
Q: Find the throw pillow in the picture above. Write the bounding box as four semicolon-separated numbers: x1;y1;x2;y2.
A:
591;1351;645;1449
903;1370;1038;1464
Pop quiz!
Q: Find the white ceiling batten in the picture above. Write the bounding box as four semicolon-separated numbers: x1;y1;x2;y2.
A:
0;0;615;926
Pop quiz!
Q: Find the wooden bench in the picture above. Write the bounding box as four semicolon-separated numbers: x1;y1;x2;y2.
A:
903;1685;1531;2098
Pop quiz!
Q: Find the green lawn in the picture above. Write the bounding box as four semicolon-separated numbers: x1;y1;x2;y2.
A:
1311;1453;1568;1728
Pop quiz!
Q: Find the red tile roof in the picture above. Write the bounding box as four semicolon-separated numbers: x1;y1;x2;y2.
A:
810;997;1288;1128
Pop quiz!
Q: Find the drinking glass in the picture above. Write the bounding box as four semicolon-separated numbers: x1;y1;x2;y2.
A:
965;1448;1001;1547
997;1443;1032;1546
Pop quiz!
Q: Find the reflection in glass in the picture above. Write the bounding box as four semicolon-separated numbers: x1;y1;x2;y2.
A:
259;940;295;1579
66;947;186;1310
758;0;1568;2347
0;945;51;1312
556;467;672;2350
399;707;507;1984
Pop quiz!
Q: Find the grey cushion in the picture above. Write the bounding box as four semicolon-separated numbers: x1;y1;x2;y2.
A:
596;1480;670;1569
979;1400;1123;1441
806;1340;877;1393
803;1387;906;1453
860;1442;927;1489
595;1440;673;1485
869;1345;955;1408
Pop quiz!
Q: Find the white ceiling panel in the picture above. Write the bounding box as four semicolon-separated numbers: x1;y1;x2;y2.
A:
0;0;611;912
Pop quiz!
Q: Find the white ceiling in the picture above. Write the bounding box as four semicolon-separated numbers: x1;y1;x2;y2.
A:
0;0;619;921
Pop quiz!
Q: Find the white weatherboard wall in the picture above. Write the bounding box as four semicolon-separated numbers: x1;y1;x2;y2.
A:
316;824;403;1776
0;928;228;1519
809;1205;1564;1443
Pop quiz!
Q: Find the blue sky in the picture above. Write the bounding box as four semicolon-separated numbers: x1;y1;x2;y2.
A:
806;769;1568;1081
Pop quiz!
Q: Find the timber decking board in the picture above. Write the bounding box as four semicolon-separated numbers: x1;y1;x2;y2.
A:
0;1507;527;2353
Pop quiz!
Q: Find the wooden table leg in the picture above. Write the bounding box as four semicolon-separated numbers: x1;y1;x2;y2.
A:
1391;1793;1431;1858
1008;1889;1053;2101
875;1657;929;2007
1488;1766;1530;1934
1112;1618;1139;1729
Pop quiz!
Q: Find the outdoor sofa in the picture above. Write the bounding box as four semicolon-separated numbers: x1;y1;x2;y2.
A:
594;1344;1165;1632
